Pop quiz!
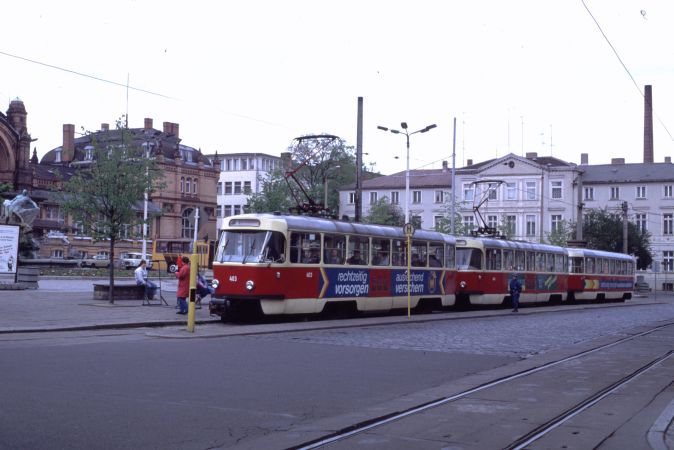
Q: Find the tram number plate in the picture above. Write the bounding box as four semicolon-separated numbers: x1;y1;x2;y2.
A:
306;272;313;278
229;275;237;282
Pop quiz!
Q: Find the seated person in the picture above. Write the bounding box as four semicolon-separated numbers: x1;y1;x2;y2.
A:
325;248;342;264
306;247;320;264
374;251;389;266
411;254;424;267
134;259;157;299
347;250;365;265
429;255;442;267
196;272;214;299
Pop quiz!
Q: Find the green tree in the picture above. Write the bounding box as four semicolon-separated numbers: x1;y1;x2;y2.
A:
56;119;164;303
546;219;572;247
577;208;652;269
247;167;294;214
363;198;405;226
0;182;13;194
434;192;474;235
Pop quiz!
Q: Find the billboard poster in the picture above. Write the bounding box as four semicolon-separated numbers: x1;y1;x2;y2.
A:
0;225;20;275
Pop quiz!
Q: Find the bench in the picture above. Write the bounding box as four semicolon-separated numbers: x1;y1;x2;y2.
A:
93;283;145;300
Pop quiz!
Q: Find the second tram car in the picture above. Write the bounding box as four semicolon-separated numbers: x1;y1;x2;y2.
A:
455;237;569;306
209;214;457;319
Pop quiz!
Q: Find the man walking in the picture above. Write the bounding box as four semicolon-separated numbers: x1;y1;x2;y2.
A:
509;274;522;312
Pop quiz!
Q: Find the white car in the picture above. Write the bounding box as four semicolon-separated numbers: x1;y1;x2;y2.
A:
120;252;153;270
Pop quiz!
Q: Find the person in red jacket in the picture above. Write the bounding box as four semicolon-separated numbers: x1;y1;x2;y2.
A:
175;256;190;314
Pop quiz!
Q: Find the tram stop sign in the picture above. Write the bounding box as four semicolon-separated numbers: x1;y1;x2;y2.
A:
403;222;415;237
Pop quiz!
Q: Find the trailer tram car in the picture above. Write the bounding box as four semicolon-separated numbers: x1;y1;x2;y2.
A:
209;214;456;319
455;237;569;307
566;248;635;302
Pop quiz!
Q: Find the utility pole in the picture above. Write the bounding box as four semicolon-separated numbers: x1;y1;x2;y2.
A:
355;97;363;223
622;201;629;254
451;117;457;234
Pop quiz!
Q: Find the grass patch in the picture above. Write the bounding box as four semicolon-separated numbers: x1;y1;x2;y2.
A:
39;267;135;278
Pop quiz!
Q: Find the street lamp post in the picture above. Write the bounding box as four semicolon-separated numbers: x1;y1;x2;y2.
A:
377;122;437;224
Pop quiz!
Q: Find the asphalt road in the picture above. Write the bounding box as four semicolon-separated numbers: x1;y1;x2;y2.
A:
1;294;673;449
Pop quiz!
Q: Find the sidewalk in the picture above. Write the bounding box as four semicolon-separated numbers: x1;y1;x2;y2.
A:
0;277;219;333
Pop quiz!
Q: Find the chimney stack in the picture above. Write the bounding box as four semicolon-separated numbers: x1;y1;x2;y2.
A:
442;160;448;172
580;153;589;165
172;122;179;139
163;121;172;134
466;159;473;166
644;85;654;163
666;156;672;164
526;152;538;159
101;123;109;131
144;118;153;130
62;124;75;162
611;158;625;165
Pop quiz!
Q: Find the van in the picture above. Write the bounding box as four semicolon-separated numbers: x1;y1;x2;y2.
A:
120;252;153;270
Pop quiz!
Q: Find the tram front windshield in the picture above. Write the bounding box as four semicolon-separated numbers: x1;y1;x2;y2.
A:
215;230;286;263
456;248;483;270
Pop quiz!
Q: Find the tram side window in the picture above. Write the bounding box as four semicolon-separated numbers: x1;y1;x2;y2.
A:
456;248;483;270
411;241;428;267
290;232;321;264
546;253;555;272
263;231;286;263
514;251;525;271
392;239;406;266
536;252;546;272
503;249;514;270
445;244;455;269
585;257;595;274
609;259;616;274
372;238;391;266
554;254;565;273
571;257;584;274
347;236;369;265
526;252;536;272
486;248;502;270
428;243;444;267
324;234;345;264
602;259;610;274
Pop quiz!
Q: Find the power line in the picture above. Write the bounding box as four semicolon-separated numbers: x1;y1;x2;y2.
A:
579;1;674;141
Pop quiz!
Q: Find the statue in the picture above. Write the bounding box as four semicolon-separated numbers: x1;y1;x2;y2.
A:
1;190;40;259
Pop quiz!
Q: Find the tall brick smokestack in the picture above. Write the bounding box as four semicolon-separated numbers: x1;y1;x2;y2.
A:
644;85;654;163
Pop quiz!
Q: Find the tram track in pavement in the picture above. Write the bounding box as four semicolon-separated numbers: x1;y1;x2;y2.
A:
289;322;674;450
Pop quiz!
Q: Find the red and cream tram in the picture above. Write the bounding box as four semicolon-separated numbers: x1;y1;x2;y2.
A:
209;214;456;319
566;247;635;302
455;237;569;306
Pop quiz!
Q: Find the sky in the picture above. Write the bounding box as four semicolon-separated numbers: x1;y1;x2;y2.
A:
2;0;674;175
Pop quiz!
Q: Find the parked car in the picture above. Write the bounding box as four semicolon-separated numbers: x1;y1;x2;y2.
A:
120;252;152;270
80;254;110;268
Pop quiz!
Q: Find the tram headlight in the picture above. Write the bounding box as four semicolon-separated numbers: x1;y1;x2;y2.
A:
211;278;220;289
459;280;467;289
245;280;255;291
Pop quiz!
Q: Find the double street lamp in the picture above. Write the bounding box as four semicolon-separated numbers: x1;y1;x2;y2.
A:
377;122;437;224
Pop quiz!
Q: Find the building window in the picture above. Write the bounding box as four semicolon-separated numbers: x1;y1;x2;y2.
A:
84;145;94;160
369;192;378;205
181;209;194;238
180;177;185;193
665;185;673;198
193;179;198;194
185;178;191;195
487;183;498;200
224;205;232;217
225;159;232;171
390;191;399;204
551;181;562;199
462;215;474;231
525;181;536;200
434;215;446;230
635;213;647;233
220;160;225;171
487;215;498;229
243;181;252;194
249;158;254;170
664;214;674;235
664;251;674;272
225;182;232;195
45;205;64;222
551;214;562;232
584;187;594;201
348;192;355;204
233;159;240;171
463;183;474;202
636;186;647;199
526;215;536;236
234;181;242;194
51;249;64;259
610;186;620;200
435;190;444;203
217;182;223;195
506;182;516;200
216;205;222;217
241;158;247;170
505;215;516;236
233;205;242;215
412;190;422;204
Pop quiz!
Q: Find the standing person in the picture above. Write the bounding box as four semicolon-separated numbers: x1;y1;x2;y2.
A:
175;256;190;315
134;259;157;299
509;273;522;312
